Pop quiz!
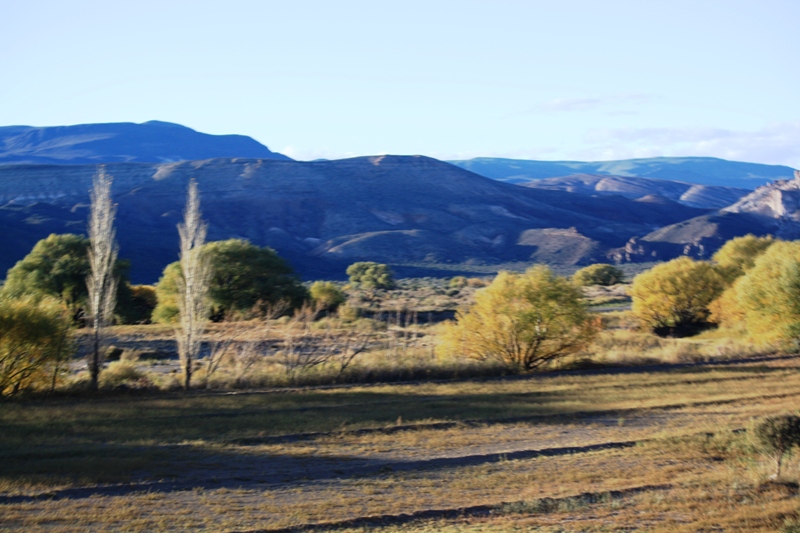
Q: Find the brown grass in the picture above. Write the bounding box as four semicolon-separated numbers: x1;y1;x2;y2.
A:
3;354;800;531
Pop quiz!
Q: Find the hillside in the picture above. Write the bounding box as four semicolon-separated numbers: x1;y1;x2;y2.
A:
450;156;795;190
520;174;748;209
611;170;800;262
0;156;712;283
0;121;290;165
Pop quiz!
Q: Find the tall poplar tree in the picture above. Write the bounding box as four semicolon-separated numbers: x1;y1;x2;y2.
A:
176;180;211;389
86;167;118;391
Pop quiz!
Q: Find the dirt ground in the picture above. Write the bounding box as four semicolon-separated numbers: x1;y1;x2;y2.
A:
3;355;800;532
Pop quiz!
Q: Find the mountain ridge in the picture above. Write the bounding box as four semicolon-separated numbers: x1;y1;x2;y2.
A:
0;121;290;165
449;156;795;190
0;156;712;283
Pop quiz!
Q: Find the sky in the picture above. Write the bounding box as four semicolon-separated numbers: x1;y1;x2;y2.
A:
2;0;799;166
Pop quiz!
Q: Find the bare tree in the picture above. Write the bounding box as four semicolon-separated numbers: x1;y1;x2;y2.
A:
176;180;211;390
86;167;118;392
279;304;375;382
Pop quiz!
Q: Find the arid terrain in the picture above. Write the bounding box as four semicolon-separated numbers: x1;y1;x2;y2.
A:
3;352;800;532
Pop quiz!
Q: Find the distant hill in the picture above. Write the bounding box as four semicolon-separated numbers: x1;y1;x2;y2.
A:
0;121;290;165
0;156;712;283
449;156;795;190
521;174;749;209
611;170;800;263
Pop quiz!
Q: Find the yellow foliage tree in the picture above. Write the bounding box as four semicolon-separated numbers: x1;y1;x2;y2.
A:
712;234;775;283
0;295;73;396
630;257;725;331
708;277;748;331
309;281;346;311
733;241;800;345
573;263;625;286
708;235;776;331
438;266;599;371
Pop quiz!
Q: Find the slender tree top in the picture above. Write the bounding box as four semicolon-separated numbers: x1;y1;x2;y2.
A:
178;179;207;256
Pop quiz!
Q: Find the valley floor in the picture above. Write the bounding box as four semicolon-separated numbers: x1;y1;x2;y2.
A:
2;355;800;532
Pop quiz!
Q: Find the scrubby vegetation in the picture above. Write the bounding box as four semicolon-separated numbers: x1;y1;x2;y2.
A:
0;295;73;396
573;263;625;286
439;266;599;371
6;199;800;531
153;238;307;323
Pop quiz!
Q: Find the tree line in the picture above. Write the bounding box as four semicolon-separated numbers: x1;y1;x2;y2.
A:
0;168;398;395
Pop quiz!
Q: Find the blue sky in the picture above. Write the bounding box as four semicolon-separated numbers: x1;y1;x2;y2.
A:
2;0;798;166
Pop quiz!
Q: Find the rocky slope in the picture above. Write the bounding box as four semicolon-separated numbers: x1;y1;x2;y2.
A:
0;156;712;282
611;170;800;262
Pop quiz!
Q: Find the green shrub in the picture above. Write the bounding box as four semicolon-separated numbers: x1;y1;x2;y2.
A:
346;262;395;290
153;239;307;323
2;233;134;323
573;264;625;286
753;415;800;478
310;281;346;311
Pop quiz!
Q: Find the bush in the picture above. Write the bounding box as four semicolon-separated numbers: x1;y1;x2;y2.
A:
439;265;599;372
310;281;346;311
153;239;307;323
117;285;157;324
730;241;800;346
753;415;800;478
573;264;625;286
629;257;725;333
346;262;395;290
2;233;137;324
712;234;775;283
100;361;145;389
0;295;73;396
449;276;468;288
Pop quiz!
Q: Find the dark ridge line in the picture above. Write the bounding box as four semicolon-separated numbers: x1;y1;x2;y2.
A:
230;389;800;445
231;484;673;533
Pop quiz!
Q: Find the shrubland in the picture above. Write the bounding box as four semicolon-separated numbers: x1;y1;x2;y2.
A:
5;228;800;396
5;229;800;531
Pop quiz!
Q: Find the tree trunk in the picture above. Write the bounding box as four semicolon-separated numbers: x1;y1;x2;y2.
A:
90;324;100;391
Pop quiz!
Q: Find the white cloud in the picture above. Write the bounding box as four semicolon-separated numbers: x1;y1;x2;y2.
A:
576;122;800;167
537;93;652;113
540;98;604;112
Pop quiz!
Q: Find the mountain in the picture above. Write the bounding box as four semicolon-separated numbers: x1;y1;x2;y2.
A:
0;156;713;283
0;121;290;165
611;170;800;263
520;174;749;209
449;156;795;190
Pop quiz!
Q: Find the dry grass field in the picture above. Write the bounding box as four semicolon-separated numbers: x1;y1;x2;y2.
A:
3;353;800;532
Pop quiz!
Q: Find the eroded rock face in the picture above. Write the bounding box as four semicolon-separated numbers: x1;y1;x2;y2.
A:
1;156;707;281
2;155;793;282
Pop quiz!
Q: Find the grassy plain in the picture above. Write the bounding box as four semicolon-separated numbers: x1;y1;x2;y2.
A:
3;354;800;532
